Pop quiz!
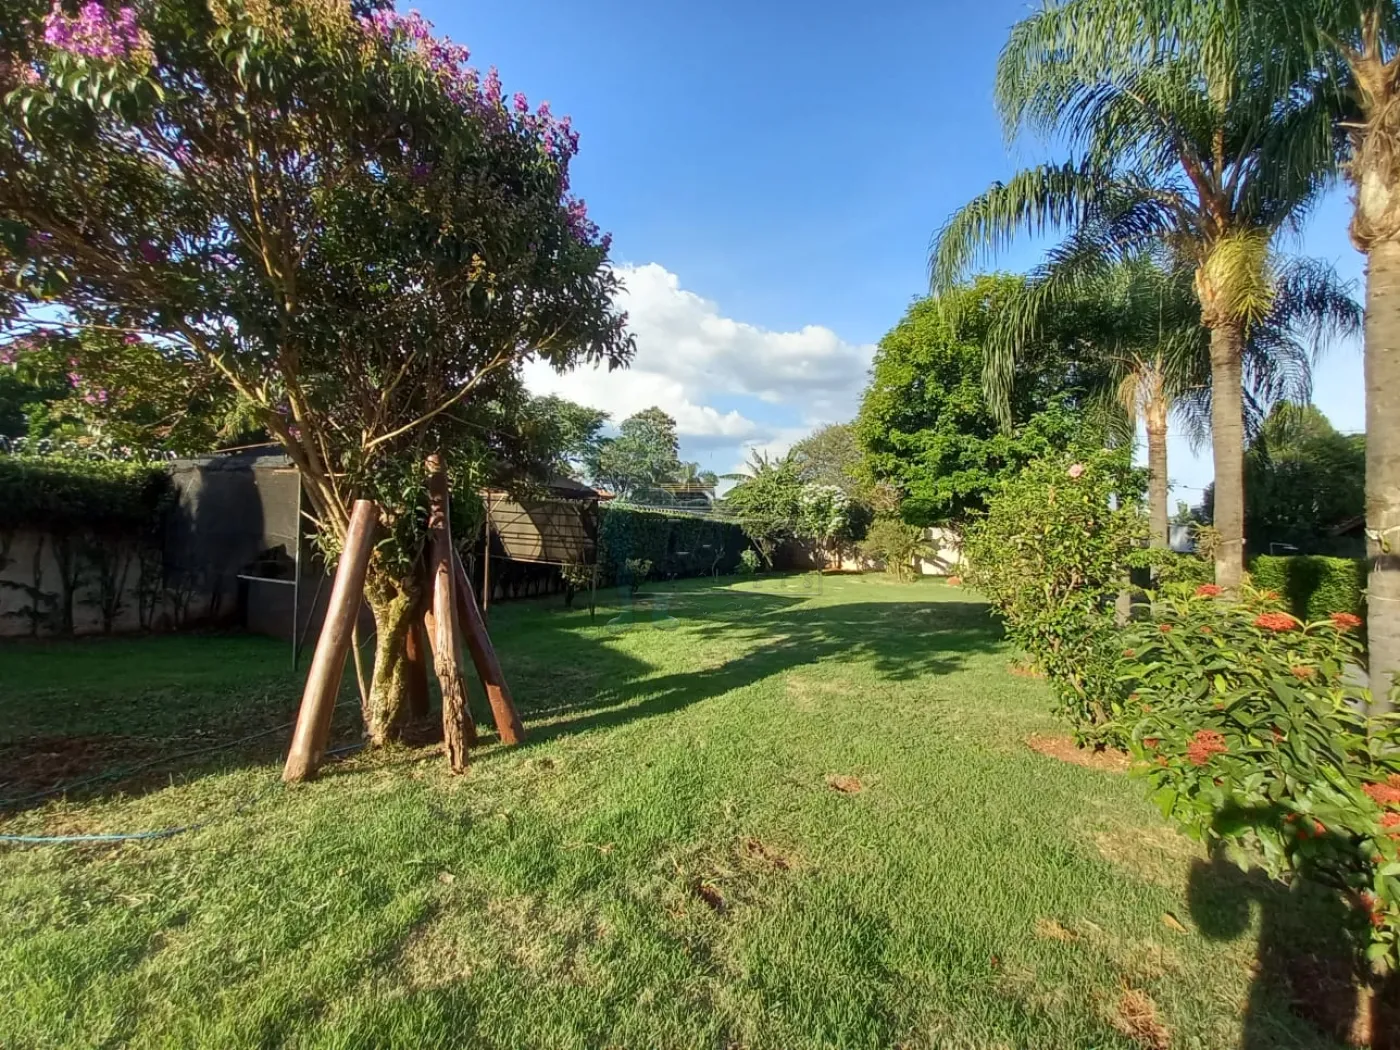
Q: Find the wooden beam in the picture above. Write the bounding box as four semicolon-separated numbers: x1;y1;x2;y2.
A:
405;618;431;722
452;548;525;745
283;499;378;783
426;454;474;773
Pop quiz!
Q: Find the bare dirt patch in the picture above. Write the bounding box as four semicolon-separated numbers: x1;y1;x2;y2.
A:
1111;987;1172;1050
825;773;866;794
1034;917;1078;942
1025;733;1130;773
740;837;794;872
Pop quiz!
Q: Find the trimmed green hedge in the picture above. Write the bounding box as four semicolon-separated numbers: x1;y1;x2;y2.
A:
0;456;173;533
1249;555;1367;622
597;506;747;585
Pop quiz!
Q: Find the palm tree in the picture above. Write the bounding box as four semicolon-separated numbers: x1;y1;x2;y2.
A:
985;252;1355;549
931;8;1341;591
974;0;1400;701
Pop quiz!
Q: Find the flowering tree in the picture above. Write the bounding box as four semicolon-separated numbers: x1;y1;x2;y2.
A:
0;0;632;741
796;482;850;567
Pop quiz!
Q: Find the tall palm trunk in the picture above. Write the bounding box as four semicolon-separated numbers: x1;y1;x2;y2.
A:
1145;394;1170;550
1365;239;1400;712
1207;319;1247;590
1349;29;1400;715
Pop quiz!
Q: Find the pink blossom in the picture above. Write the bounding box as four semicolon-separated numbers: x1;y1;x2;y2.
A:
512;92;529;114
44;1;147;61
121;332;140;345
67;371;82;388
1067;463;1086;479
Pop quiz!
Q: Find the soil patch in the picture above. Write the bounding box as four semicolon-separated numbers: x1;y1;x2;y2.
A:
1026;734;1130;773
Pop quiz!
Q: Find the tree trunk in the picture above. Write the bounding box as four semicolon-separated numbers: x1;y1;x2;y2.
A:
1366;239;1400;713
1146;398;1170;551
1207;319;1247;591
363;565;421;747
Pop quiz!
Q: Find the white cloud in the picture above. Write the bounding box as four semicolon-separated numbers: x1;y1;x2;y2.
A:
523;263;875;455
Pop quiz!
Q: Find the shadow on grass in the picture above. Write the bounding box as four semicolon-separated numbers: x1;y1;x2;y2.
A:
495;588;1003;748
0;581;1001;814
1189;849;1400;1049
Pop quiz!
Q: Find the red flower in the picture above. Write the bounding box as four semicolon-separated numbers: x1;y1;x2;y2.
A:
1122;649;1136;659
1314;820;1327;836
1200;625;1214;635
1143;738;1160;750
1195;584;1223;598
1289;666;1314;680
1383;813;1400;829
1254;612;1297;633
1259;589;1281;602
1271;726;1285;742
1372;910;1386;929
1365;782;1400;807
1186;729;1229;766
1331;612;1363;631
946;576;963;587
1159;623;1173;634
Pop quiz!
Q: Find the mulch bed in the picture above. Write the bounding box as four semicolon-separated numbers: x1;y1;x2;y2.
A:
1025;733;1130;773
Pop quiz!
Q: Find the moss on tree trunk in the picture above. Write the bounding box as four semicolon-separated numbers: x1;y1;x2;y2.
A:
363;564;422;746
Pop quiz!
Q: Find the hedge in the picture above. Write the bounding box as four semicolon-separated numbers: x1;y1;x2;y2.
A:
0;456;174;534
596;506;748;585
1249;554;1367;622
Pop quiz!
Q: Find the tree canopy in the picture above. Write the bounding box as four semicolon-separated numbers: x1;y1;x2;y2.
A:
855;278;1091;528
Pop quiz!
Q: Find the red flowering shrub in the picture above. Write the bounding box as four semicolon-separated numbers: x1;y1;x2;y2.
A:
1120;589;1400;971
1333;612;1363;631
1195;584;1223;598
1253;612;1298;633
1185;729;1228;766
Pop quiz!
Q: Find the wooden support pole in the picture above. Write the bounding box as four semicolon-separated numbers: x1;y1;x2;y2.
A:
283;499;378;783
481;510;493;621
426;454;475;773
453;548;525;746
405;618;431;721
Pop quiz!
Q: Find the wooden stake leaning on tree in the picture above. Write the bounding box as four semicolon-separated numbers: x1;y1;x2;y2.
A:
452;548;525;746
283;499;379;783
404;619;432;722
426;454;475;773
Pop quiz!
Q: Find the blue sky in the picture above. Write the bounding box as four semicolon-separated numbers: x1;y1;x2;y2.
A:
421;0;1367;504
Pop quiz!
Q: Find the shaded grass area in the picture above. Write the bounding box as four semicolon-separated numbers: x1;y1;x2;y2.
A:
0;574;1356;1048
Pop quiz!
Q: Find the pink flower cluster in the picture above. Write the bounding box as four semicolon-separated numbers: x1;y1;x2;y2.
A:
359;8;606;249
43;1;146;61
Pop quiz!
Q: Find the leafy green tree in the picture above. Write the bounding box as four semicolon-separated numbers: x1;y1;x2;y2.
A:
0;1;631;739
589;407;683;502
858;519;934;582
790;423;863;496
932;0;1343;592
1244;405;1366;556
720;451;803;567
855;280;1091;529
525;395;609;481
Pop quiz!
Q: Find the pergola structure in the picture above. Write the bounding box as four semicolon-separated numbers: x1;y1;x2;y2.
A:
481;477;608;619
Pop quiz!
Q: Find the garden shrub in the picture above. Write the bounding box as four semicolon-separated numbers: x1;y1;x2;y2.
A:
1249;554;1367;623
1133;547;1215;590
858;518;933;582
963;449;1146;747
596;506;745;585
1123;589;1400;971
738;548;761;575
0;455;173;534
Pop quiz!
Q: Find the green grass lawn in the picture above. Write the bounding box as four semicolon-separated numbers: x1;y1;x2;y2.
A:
0;574;1357;1049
